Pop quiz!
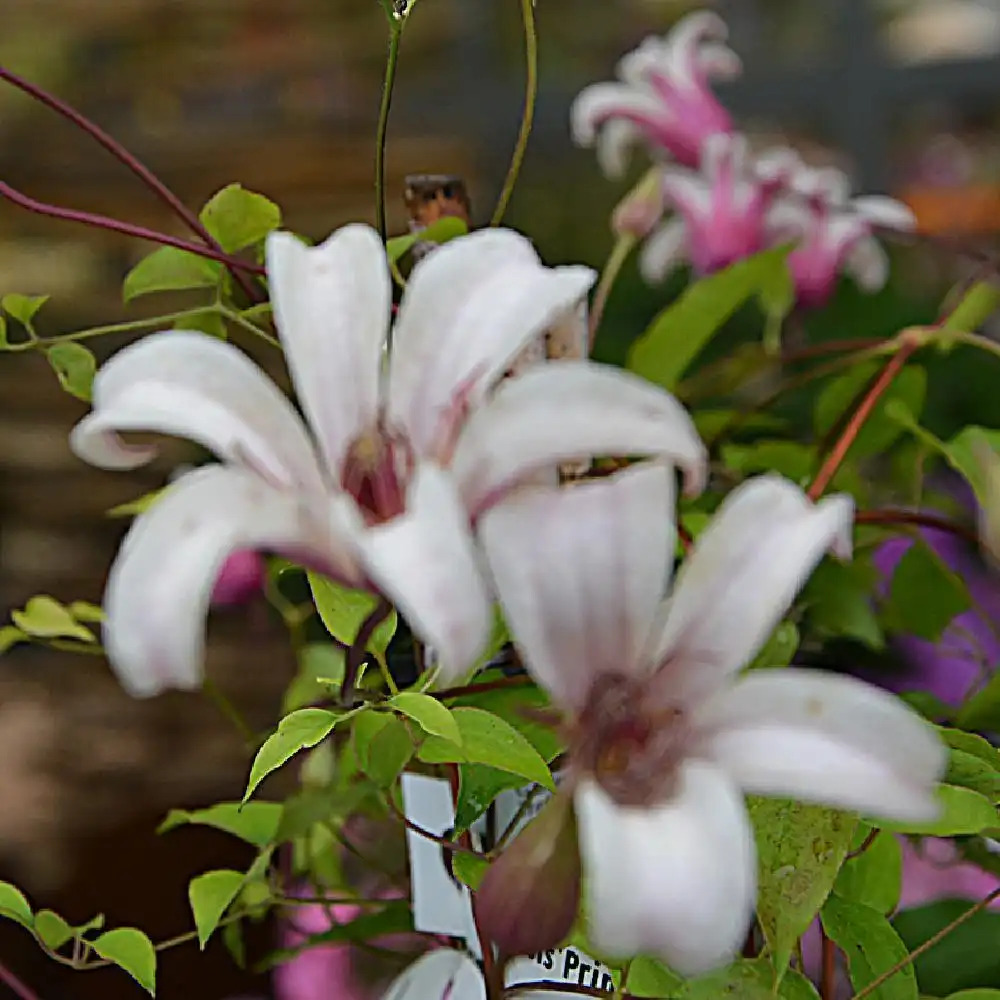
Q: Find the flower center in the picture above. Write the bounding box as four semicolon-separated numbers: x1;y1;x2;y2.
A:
572;672;689;807
340;422;415;525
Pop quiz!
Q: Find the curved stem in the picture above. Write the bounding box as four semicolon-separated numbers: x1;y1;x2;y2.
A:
0;65;261;303
341;597;392;705
588;234;636;350
855;509;979;546
375;18;405;243
942;328;1000;363
490;0;538;226
0;962;42;1000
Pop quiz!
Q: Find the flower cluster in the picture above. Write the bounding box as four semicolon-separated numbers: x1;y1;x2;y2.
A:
571;11;917;307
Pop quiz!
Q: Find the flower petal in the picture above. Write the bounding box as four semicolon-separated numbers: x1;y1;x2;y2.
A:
452;361;706;517
639;217;690;283
70;331;324;491
650;475;853;704
104;466;361;698
597;119;645;178
570;84;666;149
479;463;674;712
266;225;389;475
699;669;946;821
359;464;491;683
387;230;595;458
852;196;917;232
843;236;890;292
662;10;732;91
575;762;756;976
382;950;485;1000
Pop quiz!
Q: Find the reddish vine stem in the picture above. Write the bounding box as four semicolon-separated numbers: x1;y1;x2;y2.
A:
808;337;920;500
0;961;43;1000
855;509;979;547
0;65;261;302
437;674;533;701
0;180;266;275
820;930;837;1000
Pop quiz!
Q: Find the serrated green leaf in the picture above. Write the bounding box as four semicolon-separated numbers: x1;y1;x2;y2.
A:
307;573;397;655
417;706;554;790
244;709;344;801
873;784;998;835
122;247;221;301
2;293;48;325
749;797;856;975
92;928;156;995
0;626;27;653
822;895;917;1000
189;870;245;948
200;183;281;253
386;216;469;263
46;343;96;402
0;881;32;927
628;245;792;390
158;801;282;847
834;826;902;913
390;692;461;744
34;909;73;949
11;595;95;642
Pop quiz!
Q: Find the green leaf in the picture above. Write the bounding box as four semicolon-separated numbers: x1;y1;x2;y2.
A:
11;595;95;642
887;541;971;642
749;797;856;975
0;881;32;927
352;712;414;787
158;801;282;848
92;928;157;995
814;363;927;461
747;621;800;671
188;870;246;948
945;748;1000;801
627;955;684;997
945;992;1000;1000
0;316;7;347
721;441;816;485
873;784;998;835
106;487;169;518
199;183;282;253
283;643;345;713
1;293;48;325
68;601;105;623
957;672;1000;733
940;728;1000;773
390;692;461;744
244;708;343;801
452;852;490;890
386;216;469;263
0;626;27;653
307;573;397;655
176;308;226;339
628;245;792;390
680;958;820;1000
804;559;885;650
34;910;73;949
417;706;555;790
122;247;221;301
834;826;902;913
46;343;96;402
822;895;917;1000
946;427;1000;504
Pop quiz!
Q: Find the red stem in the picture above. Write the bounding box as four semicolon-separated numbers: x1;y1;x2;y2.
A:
0;962;42;1000
856;509;979;546
821;930;837;1000
0;180;265;275
0;65;261;302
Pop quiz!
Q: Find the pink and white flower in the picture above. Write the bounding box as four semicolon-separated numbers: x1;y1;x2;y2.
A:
71;225;707;697
480;465;945;974
571;11;740;177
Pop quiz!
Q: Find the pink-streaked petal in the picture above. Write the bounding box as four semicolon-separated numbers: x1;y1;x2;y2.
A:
852;196;917;232
699;669;945;821
597;118;646;178
575;762;756;975
359;464;491;684
266;225;389;476
70;331;324;491
104;466;361;698
479;463;674;712
844;236;890;292
382;950;485;1000
650;475;853;704
639;218;690;282
452;362;707;517
386;230;595;457
570;84;667;148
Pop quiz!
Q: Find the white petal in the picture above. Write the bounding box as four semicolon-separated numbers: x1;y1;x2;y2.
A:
844;236;890;292
382;951;484;1000
700;669;946;821
596;118;645;179
651;475;853;705
479;463;673;712
662;10;731;91
576;762;756;976
570;84;665;148
70;331;324;491
452;361;707;517
698;42;743;81
104;466;359;698
266;225;389;475
852;196;917;232
359;464;491;684
660;168;712;218
639;217;690;283
386;229;595;457
754;146;804;186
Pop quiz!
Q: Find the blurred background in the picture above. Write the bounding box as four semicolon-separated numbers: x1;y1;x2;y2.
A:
3;0;1000;996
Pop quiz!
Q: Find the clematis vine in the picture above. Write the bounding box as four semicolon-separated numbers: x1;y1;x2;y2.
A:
478;464;945;975
570;11;740;177
69;224;707;697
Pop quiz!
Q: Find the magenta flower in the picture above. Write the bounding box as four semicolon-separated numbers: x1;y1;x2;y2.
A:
571;11;740;177
276;900;368;1000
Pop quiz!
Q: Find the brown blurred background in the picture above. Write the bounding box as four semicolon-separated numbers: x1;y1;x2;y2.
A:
3;0;1000;996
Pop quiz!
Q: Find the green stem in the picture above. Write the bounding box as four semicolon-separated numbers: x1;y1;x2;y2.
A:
941;328;1000;362
588;234;635;349
3;308;211;352
490;0;538;226
375;17;405;243
203;678;255;747
218;304;280;348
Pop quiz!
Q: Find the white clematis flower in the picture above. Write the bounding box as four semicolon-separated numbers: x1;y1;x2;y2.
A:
480;465;945;975
71;225;707;697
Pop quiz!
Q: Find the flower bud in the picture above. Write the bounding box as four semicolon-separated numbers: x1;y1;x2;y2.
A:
475;791;581;957
611;167;665;240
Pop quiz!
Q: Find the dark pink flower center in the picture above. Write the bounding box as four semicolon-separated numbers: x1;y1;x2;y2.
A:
340;422;415;525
